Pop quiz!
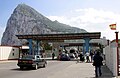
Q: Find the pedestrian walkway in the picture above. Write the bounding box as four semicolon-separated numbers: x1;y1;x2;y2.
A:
77;62;114;78
49;62;114;78
101;65;114;78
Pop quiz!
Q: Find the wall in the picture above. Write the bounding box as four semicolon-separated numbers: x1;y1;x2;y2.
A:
103;42;117;76
0;46;19;60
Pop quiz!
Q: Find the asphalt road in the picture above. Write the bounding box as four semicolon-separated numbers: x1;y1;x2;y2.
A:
0;61;75;78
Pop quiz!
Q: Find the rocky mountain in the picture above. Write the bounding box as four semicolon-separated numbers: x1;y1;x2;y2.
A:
1;4;87;46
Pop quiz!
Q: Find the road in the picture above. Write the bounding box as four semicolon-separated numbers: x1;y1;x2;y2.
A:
0;61;76;78
0;60;114;78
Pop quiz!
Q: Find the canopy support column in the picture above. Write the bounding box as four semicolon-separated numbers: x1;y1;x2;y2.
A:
36;40;40;55
27;39;33;55
84;38;91;53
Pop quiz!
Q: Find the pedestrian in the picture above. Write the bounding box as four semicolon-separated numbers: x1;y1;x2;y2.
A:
86;52;90;63
57;50;62;60
90;51;94;62
93;51;103;77
79;52;84;62
52;52;55;60
42;50;46;58
74;51;78;59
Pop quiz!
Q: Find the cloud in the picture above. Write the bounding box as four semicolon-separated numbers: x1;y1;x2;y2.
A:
47;8;120;40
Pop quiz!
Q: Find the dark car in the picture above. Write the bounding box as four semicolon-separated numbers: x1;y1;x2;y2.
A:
17;55;47;70
60;53;70;61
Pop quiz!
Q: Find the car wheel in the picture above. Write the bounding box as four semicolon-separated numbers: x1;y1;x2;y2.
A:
34;64;38;70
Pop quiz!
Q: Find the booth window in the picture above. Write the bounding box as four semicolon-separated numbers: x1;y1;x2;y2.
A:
12;53;14;56
12;49;14;51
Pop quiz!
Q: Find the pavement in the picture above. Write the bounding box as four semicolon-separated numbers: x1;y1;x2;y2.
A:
99;65;114;78
0;59;117;78
49;61;114;78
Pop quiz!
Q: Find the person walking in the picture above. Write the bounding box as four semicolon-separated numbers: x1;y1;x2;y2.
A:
52;52;55;60
93;51;103;77
90;51;94;62
79;52;84;62
86;52;90;63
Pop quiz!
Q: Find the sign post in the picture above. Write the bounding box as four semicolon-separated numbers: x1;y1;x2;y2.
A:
115;31;119;76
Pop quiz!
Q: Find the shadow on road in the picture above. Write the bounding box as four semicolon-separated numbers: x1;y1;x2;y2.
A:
10;68;35;71
10;67;45;71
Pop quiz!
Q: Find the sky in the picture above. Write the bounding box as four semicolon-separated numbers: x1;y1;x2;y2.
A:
1;0;120;43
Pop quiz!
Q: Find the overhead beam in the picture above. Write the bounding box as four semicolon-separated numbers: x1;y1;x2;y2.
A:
16;32;101;41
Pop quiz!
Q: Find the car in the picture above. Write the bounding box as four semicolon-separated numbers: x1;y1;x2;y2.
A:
17;55;47;70
59;53;70;61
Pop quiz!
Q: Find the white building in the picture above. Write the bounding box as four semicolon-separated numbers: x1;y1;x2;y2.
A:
0;46;19;60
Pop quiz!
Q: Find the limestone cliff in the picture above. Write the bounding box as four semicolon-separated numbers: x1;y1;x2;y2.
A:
1;4;86;46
